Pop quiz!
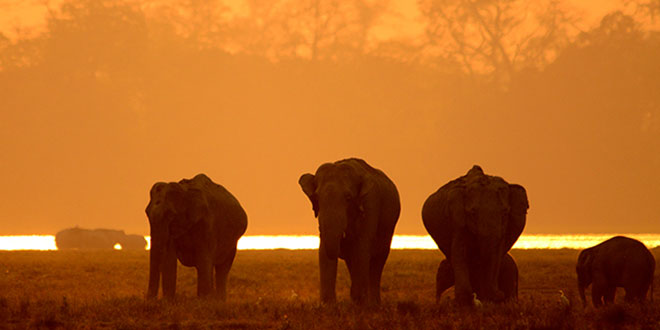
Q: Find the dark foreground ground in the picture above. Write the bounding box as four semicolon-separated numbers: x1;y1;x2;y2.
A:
0;249;659;329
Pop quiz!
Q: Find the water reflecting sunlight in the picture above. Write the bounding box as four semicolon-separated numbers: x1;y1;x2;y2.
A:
1;234;659;251
0;235;57;251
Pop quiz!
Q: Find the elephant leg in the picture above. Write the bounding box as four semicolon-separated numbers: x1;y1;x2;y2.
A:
623;288;635;303
498;256;518;301
603;286;616;304
436;259;454;302
368;251;388;305
451;232;473;306
623;284;645;303
319;243;338;303
349;267;369;304
215;246;237;301
344;256;353;278
591;283;606;307
639;281;651;302
196;254;214;297
162;242;178;299
349;240;370;305
591;289;603;307
477;238;505;302
591;272;611;307
625;279;650;303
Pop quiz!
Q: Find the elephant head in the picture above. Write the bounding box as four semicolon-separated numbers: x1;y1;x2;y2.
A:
576;248;594;306
299;162;369;260
145;181;208;298
446;166;528;302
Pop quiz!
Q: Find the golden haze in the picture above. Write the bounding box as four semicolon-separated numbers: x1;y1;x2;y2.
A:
0;0;658;236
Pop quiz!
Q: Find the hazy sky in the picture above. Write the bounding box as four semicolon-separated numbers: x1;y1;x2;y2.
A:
0;0;620;39
1;0;658;236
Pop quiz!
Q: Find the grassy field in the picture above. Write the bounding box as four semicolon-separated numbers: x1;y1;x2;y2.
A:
1;249;659;329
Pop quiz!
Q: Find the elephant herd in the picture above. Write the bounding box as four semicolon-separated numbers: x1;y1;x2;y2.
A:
145;157;655;308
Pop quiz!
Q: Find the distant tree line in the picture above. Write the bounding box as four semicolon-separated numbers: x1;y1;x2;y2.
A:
1;0;657;85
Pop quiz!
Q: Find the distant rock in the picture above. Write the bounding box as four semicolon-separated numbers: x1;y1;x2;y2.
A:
55;227;147;250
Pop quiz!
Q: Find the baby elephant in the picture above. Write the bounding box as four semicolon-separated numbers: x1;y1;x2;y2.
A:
577;236;655;307
436;253;518;302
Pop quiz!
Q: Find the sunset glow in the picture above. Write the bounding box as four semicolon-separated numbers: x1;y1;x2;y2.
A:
2;234;659;251
1;0;659;327
236;235;320;250
514;234;660;249
0;235;57;251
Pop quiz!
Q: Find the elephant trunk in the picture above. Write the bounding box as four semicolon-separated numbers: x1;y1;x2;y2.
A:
320;228;342;260
147;224;171;299
577;272;590;307
318;210;346;260
147;238;165;298
479;237;505;302
576;263;590;307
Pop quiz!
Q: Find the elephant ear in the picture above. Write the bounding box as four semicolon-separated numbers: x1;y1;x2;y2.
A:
577;249;594;273
299;173;319;217
444;186;469;230
187;188;210;228
503;184;528;252
508;184;529;213
145;182;168;217
356;174;376;215
167;185;209;238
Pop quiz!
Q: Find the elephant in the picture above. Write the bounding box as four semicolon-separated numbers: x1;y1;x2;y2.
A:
422;165;528;306
299;158;400;305
436;253;519;302
576;236;655;307
145;173;247;300
55;227;147;250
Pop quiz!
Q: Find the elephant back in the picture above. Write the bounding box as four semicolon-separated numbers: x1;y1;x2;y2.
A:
179;173;248;240
180;174;241;206
335;157;401;218
335;158;399;192
422;166;528;257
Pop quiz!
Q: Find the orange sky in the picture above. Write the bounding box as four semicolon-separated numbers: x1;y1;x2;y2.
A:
0;0;620;40
2;0;659;236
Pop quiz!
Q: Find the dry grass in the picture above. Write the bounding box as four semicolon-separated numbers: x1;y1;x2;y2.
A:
0;249;659;329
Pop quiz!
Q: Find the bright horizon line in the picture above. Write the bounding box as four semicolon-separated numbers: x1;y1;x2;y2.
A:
1;233;660;251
